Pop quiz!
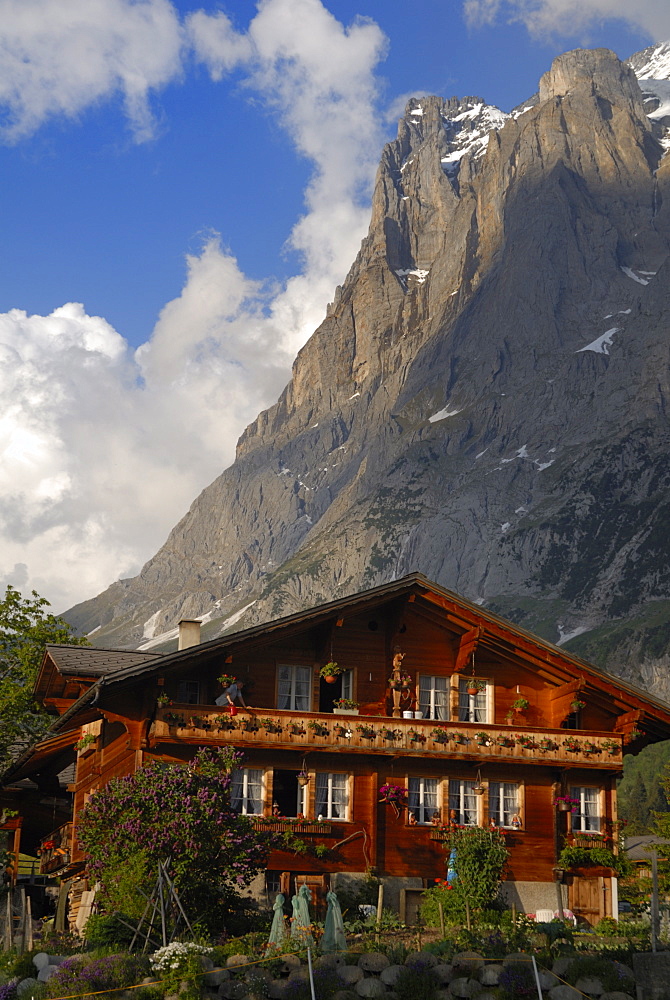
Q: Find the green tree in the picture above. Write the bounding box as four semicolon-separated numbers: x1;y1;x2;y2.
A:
0;585;88;768
421;826;509;924
77;746;270;933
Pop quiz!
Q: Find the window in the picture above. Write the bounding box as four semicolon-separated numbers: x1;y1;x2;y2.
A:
448;779;478;825
177;680;200;704
315;773;348;820
418;675;449;720
570;786;600;832
340;670;353;702
489;782;520;828
408;776;439;824
273;769;307;818
458;678;488;723
277;665;311;711
231;768;263;815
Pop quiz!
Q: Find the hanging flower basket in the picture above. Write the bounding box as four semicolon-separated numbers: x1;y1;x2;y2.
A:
570;699;586;712
409;729;427;744
475;731;491;746
380;726;401;741
297;771;310;787
554;795;579;812
601;738;621;755
517;735;538;750
467;679;486;696
379;783;408;815
307;720;329;737
539;737;558;752
320;661;343;682
511;696;530;713
563;737;583;753
431;728;449;744
356;724;376;740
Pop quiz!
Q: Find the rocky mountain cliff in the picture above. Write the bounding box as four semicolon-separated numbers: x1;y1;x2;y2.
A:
67;45;670;700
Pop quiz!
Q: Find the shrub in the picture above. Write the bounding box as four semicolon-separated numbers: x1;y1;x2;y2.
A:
43;953;149;999
564;955;633;992
498;961;536;999
84;913;137;949
394;963;439;1000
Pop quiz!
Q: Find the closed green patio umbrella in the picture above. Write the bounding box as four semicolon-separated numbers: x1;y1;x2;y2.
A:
321;890;346;952
265;892;287;954
291;884;314;947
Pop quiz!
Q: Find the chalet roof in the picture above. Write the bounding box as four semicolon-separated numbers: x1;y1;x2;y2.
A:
35;572;670;738
625;835;670;861
43;644;163;676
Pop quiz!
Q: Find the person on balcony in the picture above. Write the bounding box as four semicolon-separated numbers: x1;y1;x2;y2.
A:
215;678;247;709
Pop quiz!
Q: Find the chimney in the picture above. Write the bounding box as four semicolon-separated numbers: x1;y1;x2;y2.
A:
178;619;201;650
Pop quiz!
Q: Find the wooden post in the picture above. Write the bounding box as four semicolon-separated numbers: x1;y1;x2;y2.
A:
25;894;33;952
652;852;659;954
438;902;445;939
465;900;471;932
512;902;516;925
375;883;384;945
555;878;565;920
4;893;11;951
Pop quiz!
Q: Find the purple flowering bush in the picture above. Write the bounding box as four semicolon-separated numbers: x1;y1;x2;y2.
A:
0;978;18;1000
43;954;148;999
77;746;270;931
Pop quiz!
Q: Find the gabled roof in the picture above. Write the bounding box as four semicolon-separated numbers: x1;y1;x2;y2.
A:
36;572;670;736
44;644;163;676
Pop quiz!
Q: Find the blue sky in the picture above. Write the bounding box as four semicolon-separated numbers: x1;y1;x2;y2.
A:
0;0;664;614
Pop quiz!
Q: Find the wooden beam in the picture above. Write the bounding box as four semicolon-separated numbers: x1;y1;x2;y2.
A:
454;626;483;673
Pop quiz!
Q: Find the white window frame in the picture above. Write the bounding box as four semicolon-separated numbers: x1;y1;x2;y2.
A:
456;676;491;723
448;778;479;826
231;767;264;815
277;664;312;711
418;675;449;720
315;772;349;821
488;781;521;828
570;785;601;832
340;670;354;701
408;776;440;824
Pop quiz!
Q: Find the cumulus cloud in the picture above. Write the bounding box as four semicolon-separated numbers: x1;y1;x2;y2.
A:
0;0;389;612
0;0;183;142
463;0;668;42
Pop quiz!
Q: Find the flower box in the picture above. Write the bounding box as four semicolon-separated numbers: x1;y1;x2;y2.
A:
333;707;359;715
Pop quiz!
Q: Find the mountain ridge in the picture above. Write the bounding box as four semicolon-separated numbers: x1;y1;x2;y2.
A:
66;45;670;700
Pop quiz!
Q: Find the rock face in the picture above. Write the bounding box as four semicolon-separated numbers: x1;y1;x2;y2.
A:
66;46;670;698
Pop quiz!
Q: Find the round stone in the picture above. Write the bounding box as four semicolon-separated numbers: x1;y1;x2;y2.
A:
337;966;364;985
380;965;403;986
449;977;477;998
432;964;454;985
599;993;635;1000
218;982;247;1000
479;964;502;986
548;985;583;1000
17;979;40;997
226;955;250;970
355;978;387;997
405;951;439;969
359;953;390;973
575;977;604;996
31;953;50;971
452;952;485;975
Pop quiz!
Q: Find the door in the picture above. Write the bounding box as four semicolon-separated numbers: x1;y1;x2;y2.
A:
569;874;611;925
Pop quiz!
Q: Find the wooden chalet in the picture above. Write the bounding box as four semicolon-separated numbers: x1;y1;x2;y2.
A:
5;572;670;927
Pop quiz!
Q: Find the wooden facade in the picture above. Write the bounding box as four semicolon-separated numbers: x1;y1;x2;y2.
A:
6;573;670;924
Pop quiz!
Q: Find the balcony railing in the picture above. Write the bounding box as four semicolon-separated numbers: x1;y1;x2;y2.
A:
39;823;72;875
151;707;623;767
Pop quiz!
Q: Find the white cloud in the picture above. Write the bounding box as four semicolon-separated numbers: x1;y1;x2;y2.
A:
0;0;389;613
0;0;183;142
463;0;668;41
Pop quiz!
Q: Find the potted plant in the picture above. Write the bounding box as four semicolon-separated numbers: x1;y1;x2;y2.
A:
259;717;283;734
539;737;558;752
562;736;583;753
75;733;96;753
570;698;586;712
466;678;486;696
165;711;185;727
334;723;353;739
451;732;469;745
156;692;171;707
297;769;310;787
290;721;307;736
496;734;515;748
517;734;538;750
583;741;600;755
214;714;237;730
601;738;621;755
333;698;359;715
387;671;413;690
380;726;401;741
511;696;530;713
320;661;343;683
356;723;376;740
554;795;580;812
218;673;237;689
475;731;491;746
626;729;643;743
408;728;427;744
379;782;407;806
473;780;486;795
431;727;449;744
307;720;329;737
505;710;515;724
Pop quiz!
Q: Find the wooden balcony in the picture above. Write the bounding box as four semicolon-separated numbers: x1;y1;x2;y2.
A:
151;707;623;768
39;823;72;875
251;819;332;835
